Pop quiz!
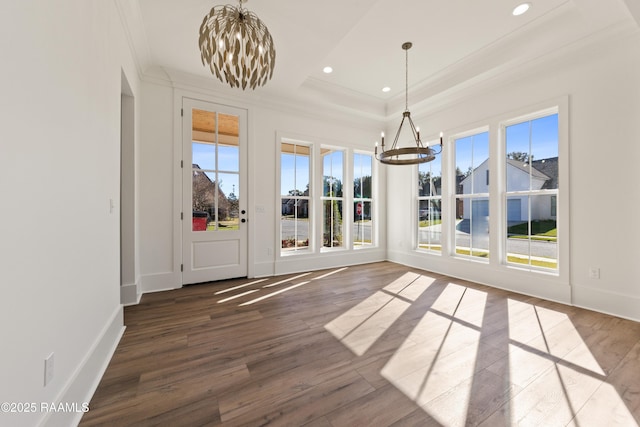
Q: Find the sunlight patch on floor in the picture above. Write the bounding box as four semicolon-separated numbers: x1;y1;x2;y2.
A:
263;272;312;288
217;289;260;303
324;272;433;356
214;278;267;295
569;382;638;426
380;283;486;426
214;268;351;307
240;281;311;306
490;300;618;426
312;267;348;280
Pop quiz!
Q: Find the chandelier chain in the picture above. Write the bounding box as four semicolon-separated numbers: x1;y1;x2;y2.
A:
405;46;409;112
375;41;443;165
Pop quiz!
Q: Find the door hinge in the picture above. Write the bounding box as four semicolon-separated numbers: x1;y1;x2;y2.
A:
181;264;183;272
181;108;183;117
181;212;183;220
181;160;183;168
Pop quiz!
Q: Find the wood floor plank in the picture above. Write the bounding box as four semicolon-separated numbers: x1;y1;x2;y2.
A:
80;262;640;427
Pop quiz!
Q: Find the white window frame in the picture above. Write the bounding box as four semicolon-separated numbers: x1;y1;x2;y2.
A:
279;138;313;256
416;137;443;254
320;146;346;252
452;128;491;261
353;151;375;249
501;107;561;272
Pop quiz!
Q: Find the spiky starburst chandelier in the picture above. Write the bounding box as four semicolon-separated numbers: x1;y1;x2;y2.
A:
199;0;276;90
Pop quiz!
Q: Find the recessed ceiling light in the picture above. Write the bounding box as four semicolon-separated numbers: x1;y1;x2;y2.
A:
512;3;531;16
323;66;333;74
382;87;391;93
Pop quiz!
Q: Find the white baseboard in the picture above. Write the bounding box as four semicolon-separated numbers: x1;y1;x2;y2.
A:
141;271;181;293
387;249;572;306
40;305;125;427
573;285;640;322
252;261;275;278
120;280;141;306
274;248;386;276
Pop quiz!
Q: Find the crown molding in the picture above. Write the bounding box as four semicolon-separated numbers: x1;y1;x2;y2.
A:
142;66;383;131
114;0;153;80
386;19;639;123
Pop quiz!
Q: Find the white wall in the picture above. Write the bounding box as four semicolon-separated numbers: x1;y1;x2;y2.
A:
387;30;640;321
137;82;387;292
0;1;140;426
138;81;177;292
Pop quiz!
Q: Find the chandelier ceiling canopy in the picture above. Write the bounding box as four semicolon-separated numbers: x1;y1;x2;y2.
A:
198;0;276;90
375;42;442;165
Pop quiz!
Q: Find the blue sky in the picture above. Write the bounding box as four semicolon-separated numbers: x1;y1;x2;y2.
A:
455;131;490;175
193;142;240;198
454;113;559;175
281;152;309;196
280;151;373;197
506;113;559;161
193;113;556;201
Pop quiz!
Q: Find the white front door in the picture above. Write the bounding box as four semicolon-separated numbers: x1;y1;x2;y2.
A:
182;98;248;284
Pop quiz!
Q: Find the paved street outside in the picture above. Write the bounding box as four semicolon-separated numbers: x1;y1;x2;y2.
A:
419;219;557;260
282;218;555;260
281;219;372;243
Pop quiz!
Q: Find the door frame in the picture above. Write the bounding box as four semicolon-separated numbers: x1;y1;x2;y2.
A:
173;92;255;287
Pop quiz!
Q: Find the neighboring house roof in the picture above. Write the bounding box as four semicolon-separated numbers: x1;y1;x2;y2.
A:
459;158;489;187
531;157;559;189
507;158;549;181
459;157;558;189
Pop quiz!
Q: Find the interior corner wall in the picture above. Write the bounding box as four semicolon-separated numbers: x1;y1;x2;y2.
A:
0;1;140;426
138;80;178;293
120;72;139;305
386;31;640;321
137;83;387;292
251;104;388;277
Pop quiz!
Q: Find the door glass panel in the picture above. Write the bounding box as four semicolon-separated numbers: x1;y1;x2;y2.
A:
191;109;240;232
192;169;215;231
192;143;216;170
218;172;240;231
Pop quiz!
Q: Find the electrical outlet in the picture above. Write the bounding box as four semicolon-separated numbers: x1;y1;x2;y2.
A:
267;247;273;256
44;353;54;386
588;267;600;279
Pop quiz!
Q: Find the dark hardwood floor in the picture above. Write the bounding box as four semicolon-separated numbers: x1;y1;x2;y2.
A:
80;262;640;426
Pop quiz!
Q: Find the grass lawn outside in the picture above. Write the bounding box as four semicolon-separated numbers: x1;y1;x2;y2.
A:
207;220;239;231
507;220;557;242
418;244;442;252
419;219;442;228
507;255;557;269
456;248;489;258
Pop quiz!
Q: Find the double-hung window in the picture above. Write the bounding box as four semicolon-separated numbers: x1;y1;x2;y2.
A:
353;152;374;248
454;131;490;259
417;140;442;252
321;148;345;249
280;142;311;253
504;112;559;270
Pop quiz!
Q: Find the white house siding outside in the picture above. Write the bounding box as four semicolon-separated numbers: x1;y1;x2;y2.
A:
460;158;557;222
